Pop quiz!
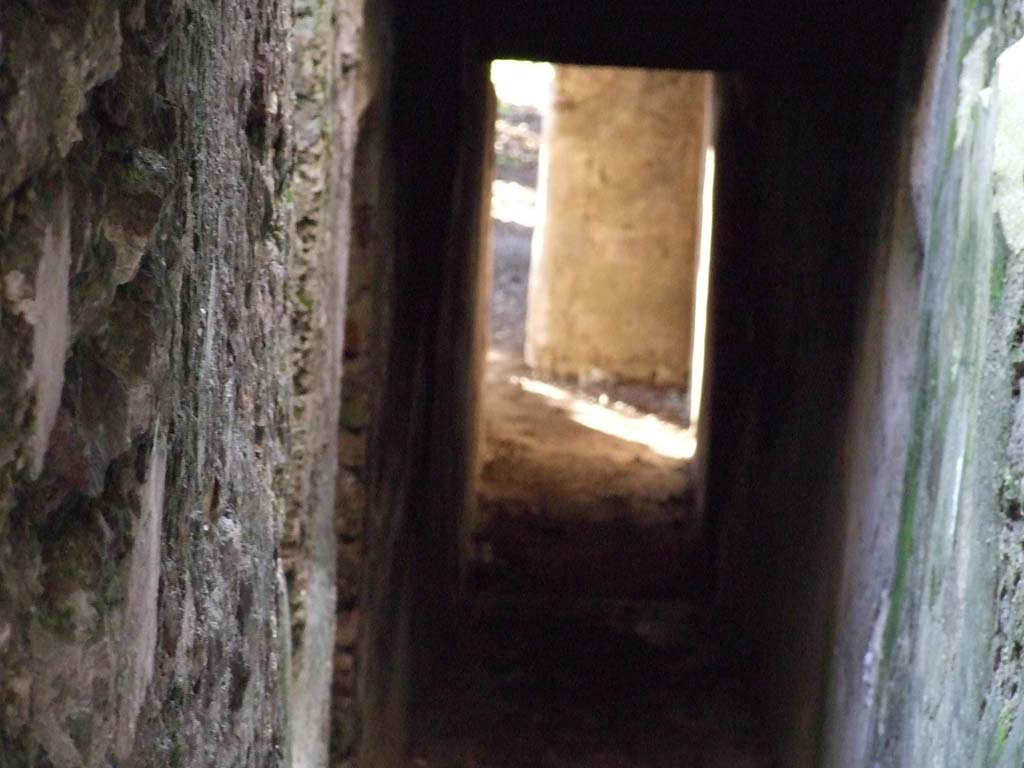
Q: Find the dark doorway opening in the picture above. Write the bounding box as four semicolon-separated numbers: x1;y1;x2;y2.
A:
358;6;910;767
403;61;772;767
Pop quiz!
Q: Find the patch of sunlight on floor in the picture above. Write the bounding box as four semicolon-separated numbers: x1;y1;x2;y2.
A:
491;179;537;227
512;375;697;460
490;59;554;109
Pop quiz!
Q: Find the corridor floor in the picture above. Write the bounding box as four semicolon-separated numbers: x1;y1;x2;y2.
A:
477;96;702;599
405;595;773;768
404;365;774;765
404;372;772;766
472;353;703;598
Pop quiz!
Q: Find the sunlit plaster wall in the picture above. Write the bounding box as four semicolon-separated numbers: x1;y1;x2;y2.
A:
525;66;710;387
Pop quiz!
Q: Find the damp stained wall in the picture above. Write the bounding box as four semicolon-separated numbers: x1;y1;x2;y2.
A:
825;3;1024;766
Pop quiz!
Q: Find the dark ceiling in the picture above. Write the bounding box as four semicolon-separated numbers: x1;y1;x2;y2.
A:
470;0;908;72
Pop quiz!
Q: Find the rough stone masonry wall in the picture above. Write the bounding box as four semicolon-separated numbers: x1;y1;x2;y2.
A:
824;2;1024;766
331;0;393;760
286;0;362;765
0;0;359;765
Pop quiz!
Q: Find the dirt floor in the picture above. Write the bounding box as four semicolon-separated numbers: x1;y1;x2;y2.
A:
473;351;702;598
405;83;772;768
407;597;773;768
479;90;699;599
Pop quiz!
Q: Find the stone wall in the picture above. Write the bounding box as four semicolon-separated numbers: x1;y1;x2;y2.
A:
524;66;709;387
331;0;394;761
286;0;363;765
0;0;359;765
702;7;912;765
354;5;492;765
704;2;1024;765
825;2;1024;766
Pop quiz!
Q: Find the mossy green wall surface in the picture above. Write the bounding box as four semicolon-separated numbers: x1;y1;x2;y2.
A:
826;2;1024;765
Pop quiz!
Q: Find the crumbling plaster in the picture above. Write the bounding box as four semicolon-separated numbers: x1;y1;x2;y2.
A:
0;0;360;765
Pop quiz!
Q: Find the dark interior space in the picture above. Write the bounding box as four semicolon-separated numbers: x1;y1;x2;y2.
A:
400;61;728;764
359;2;922;767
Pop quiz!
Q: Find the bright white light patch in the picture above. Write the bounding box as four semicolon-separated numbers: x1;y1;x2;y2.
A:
491;180;538;228
689;145;715;427
512;376;696;460
514;376;570;402
490;60;554;109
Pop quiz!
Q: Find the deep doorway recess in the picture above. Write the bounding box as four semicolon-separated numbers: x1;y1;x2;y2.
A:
404;61;773;768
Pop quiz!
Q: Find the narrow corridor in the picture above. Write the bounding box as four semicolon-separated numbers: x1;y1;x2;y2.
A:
402;76;771;766
4;3;1017;767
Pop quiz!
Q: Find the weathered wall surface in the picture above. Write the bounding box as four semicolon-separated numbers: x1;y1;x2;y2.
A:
825;3;1024;766
0;0;358;765
525;66;708;387
331;0;394;761
708;1;1024;765
703;9;911;766
355;4;492;765
285;0;363;765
